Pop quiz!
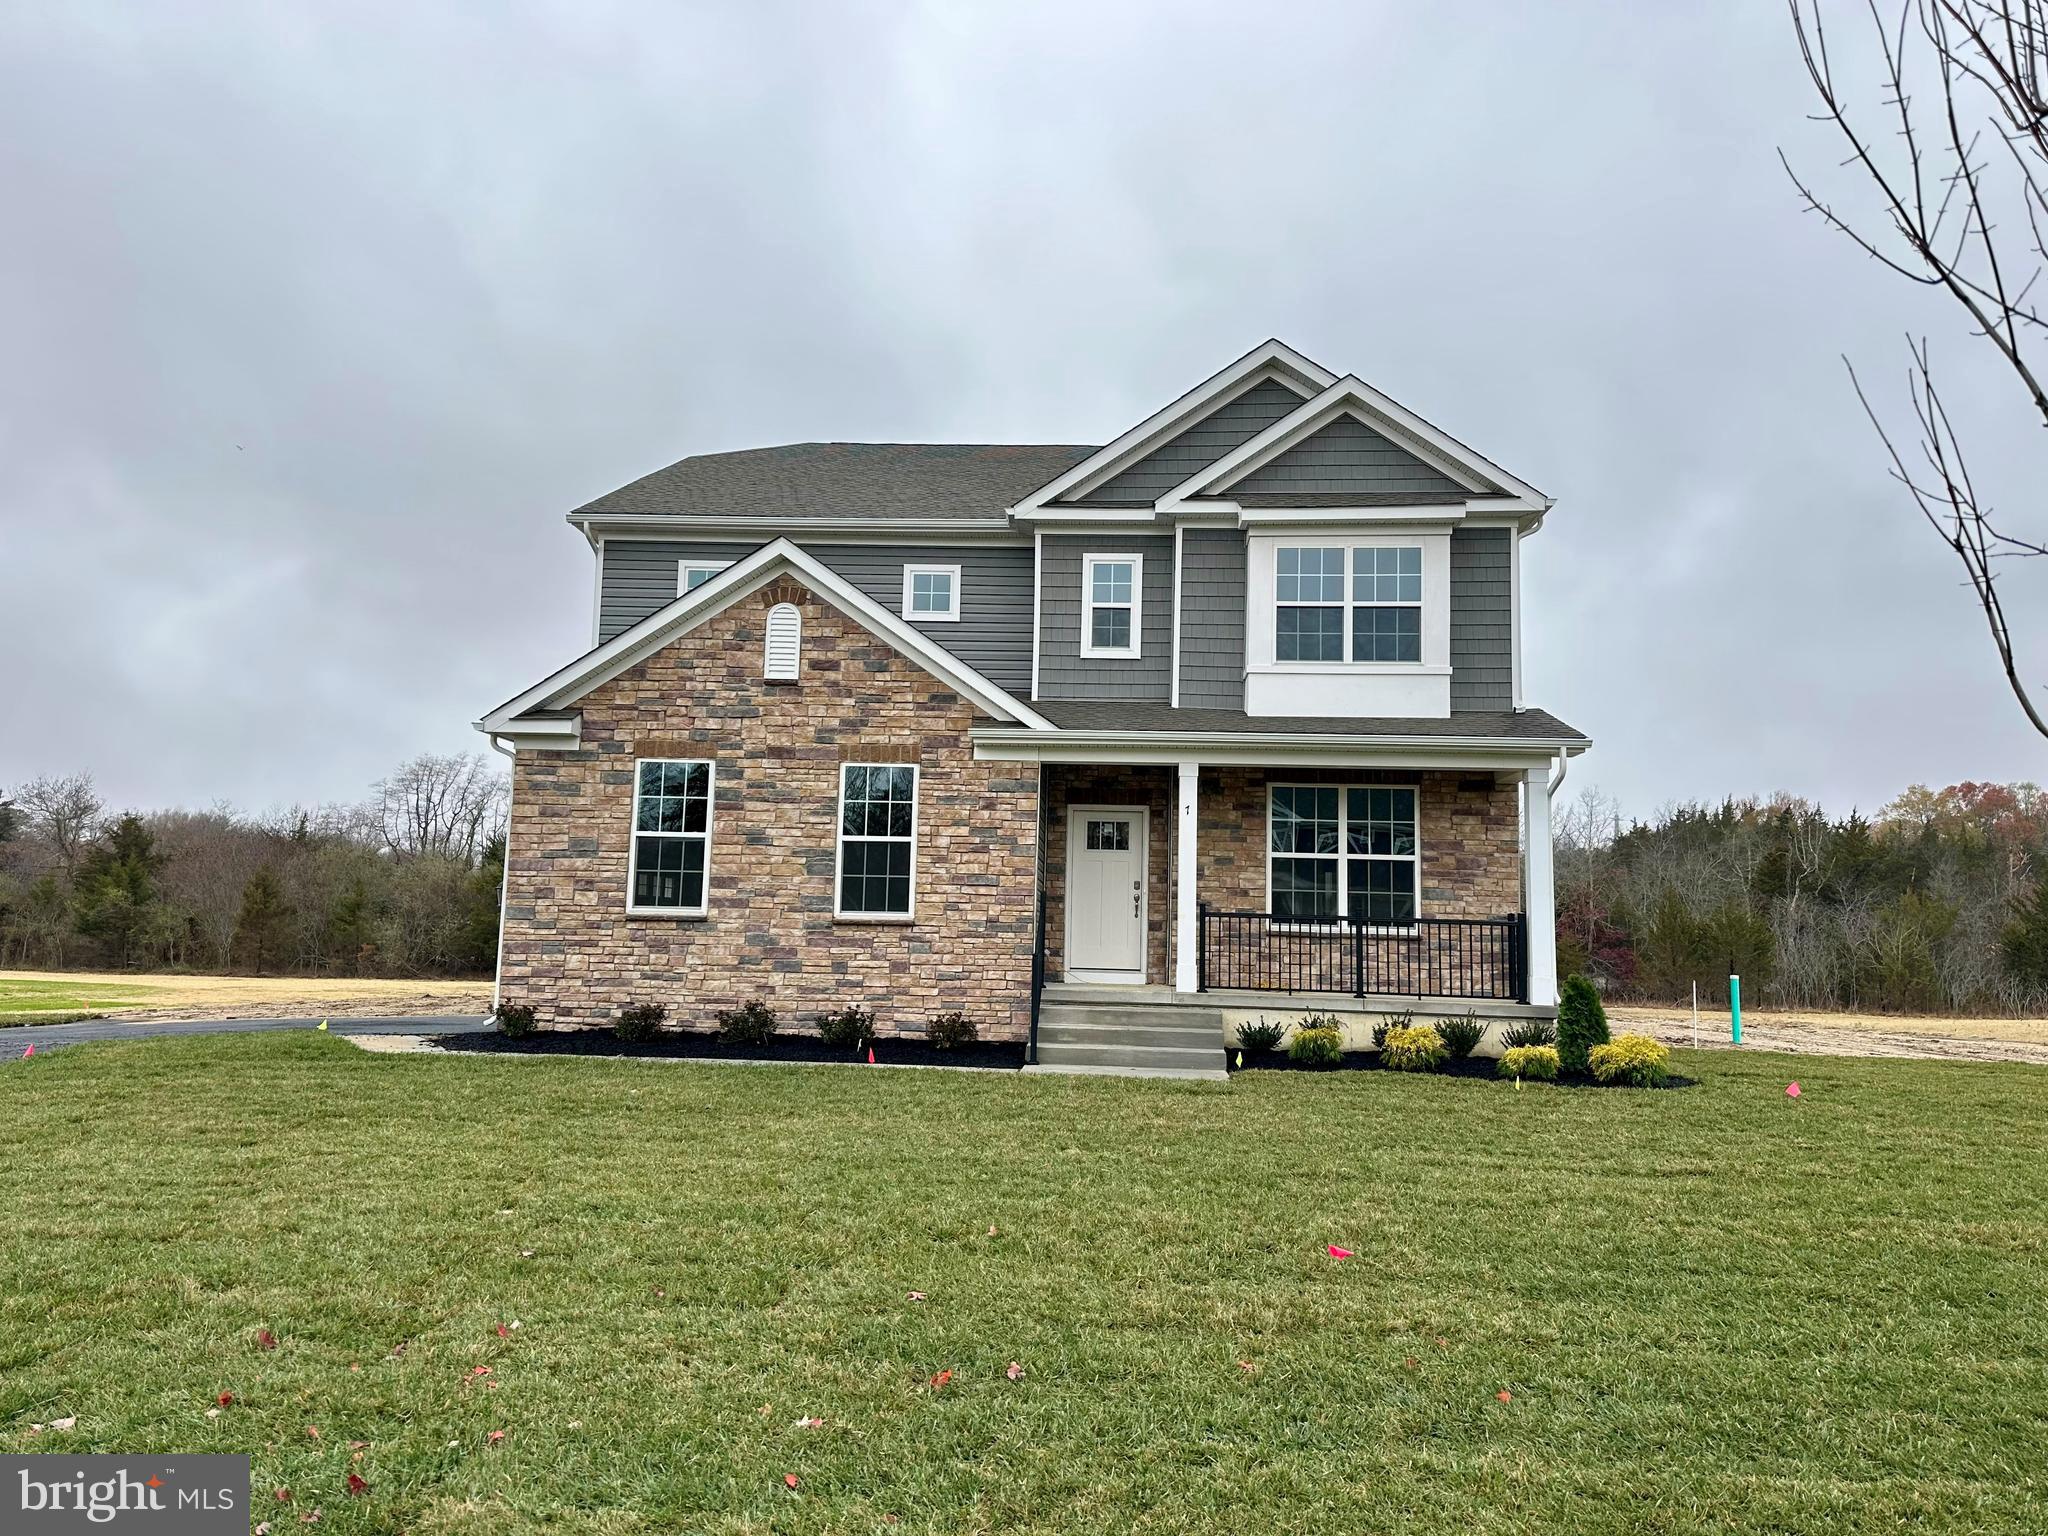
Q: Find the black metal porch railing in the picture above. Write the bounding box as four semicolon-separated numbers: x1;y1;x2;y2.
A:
1197;905;1527;1002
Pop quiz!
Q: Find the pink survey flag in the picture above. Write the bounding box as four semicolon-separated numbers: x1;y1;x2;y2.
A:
20;1045;31;1058
1327;1245;1353;1260
1786;1082;1801;1098
867;1047;876;1064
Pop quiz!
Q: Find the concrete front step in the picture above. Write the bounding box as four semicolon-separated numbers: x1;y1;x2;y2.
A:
1024;1061;1229;1083
1032;1001;1228;1079
1034;1039;1223;1072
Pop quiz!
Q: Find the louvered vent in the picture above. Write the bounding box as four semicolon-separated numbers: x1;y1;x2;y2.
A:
764;602;801;681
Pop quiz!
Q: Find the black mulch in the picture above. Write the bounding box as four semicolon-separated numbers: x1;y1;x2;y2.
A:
1226;1050;1694;1088
425;1028;1026;1071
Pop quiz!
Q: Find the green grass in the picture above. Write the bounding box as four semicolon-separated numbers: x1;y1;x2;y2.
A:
3;1035;2046;1534
0;976;155;1018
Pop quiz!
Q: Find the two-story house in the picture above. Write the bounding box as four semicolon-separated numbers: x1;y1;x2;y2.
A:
478;341;1588;1075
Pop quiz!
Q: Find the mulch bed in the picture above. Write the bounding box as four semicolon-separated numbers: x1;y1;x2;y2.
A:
425;1028;1026;1071
1227;1050;1693;1087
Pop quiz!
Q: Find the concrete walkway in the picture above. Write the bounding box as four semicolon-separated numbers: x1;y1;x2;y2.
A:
2;1014;485;1060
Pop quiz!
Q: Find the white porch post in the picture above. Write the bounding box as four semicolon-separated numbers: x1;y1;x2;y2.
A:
1522;765;1559;1007
1175;760;1200;993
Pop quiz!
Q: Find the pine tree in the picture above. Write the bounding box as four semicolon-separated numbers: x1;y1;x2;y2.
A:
1556;973;1610;1076
231;866;294;974
73;813;166;967
2003;880;2048;992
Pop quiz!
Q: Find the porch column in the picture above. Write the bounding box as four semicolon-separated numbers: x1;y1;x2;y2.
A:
1522;764;1559;1007
1174;760;1200;993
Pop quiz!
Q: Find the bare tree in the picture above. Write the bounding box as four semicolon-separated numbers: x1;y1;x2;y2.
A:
15;772;103;878
1784;0;2048;739
371;753;509;866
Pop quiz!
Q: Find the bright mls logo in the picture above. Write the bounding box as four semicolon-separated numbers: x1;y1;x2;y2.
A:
3;1456;247;1533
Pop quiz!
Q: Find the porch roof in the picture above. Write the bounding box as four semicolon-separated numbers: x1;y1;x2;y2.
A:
1030;701;1587;744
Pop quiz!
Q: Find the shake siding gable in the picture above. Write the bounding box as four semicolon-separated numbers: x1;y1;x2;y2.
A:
1449;526;1513;711
1036;532;1175;701
1083;378;1309;504
1230;414;1470;498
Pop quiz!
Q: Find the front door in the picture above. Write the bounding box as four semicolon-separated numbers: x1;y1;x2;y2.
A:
1065;806;1148;983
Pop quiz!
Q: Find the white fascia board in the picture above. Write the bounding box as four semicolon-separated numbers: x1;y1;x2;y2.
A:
1007;340;1337;516
1010;508;1162;525
479;537;1056;733
470;715;582;752
569;513;1027;544
1234;506;1469;527
971;728;1589;771
1157;377;1550;514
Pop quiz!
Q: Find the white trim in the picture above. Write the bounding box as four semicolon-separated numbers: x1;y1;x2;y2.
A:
1158;376;1551;516
486;734;515;1009
679;559;732;596
1523;765;1558;1006
1009;340;1338;516
1170;523;1184;708
575;514;1026;543
1079;552;1143;659
764;602;801;681
1231;504;1469;526
1064;804;1150;984
834;761;920;922
1030;529;1043;700
476;538;1056;736
1270;541;1425;666
901;563;962;622
1174;762;1199;993
624;757;716;918
590;535;606;648
1510;526;1524;710
972;727;1589;771
1266;781;1421;927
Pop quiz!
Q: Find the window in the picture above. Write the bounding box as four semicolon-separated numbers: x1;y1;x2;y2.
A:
901;564;961;622
1081;554;1141;657
628;759;714;914
836;763;918;918
1085;818;1131;851
1267;784;1417;925
1274;545;1423;664
678;560;731;595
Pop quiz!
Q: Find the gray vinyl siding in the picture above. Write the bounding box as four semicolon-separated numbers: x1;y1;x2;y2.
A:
1177;527;1246;710
1036;533;1174;701
1085;378;1307;504
596;538;1035;693
1232;414;1468;498
1449;526;1513;712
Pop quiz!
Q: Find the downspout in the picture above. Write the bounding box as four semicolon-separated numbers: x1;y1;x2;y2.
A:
1548;748;1569;800
487;733;515;1013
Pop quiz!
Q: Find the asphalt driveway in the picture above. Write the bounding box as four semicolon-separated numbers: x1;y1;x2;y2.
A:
2;1014;485;1060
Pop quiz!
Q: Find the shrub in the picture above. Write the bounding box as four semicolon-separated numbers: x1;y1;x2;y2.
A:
1500;1017;1556;1049
1287;1026;1344;1068
1589;1033;1671;1088
491;1001;537;1039
1436;1011;1485;1060
613;1002;668;1043
1555;974;1610;1075
1370;1008;1412;1051
817;1005;878;1052
928;1011;978;1050
1497;1044;1560;1081
1235;1018;1285;1054
714;999;778;1047
1380;1023;1448;1073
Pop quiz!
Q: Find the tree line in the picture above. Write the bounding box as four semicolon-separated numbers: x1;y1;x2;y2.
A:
0;754;508;977
1557;780;2048;1015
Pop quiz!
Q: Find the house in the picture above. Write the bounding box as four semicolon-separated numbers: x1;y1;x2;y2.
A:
478;340;1589;1075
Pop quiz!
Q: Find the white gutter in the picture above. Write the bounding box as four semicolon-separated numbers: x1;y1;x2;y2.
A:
972;726;1592;755
569;514;1025;542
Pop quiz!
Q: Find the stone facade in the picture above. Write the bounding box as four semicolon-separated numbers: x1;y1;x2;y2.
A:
500;578;1040;1039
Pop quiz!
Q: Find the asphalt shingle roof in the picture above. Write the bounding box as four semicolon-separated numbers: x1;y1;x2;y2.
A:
1029;701;1588;742
569;442;1098;523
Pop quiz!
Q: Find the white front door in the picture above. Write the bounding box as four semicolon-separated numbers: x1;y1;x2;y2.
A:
1066;806;1148;983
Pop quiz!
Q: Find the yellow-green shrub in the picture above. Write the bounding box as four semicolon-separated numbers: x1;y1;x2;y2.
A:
1380;1023;1447;1073
1287;1026;1344;1068
1497;1044;1559;1081
1589;1032;1671;1087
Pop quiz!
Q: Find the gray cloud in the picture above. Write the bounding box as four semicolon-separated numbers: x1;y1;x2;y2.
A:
2;0;2041;822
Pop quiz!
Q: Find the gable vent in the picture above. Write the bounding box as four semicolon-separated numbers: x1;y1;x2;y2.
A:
764;602;801;681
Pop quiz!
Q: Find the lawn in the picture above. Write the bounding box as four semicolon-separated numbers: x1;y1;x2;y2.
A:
0;969;491;1025
0;974;160;1022
3;1037;2045;1534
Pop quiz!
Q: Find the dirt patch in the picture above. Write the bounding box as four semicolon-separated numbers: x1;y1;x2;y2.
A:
0;969;491;1023
1610;1004;2048;1065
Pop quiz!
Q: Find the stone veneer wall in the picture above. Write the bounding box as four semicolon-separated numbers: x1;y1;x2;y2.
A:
1041;764;1174;984
500;578;1040;1038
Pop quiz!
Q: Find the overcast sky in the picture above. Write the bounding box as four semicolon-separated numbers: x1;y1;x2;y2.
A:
3;0;2043;826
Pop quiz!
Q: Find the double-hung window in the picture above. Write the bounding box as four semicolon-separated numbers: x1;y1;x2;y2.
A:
1268;784;1418;925
629;759;714;914
1081;554;1141;657
679;560;731;595
1274;546;1422;663
901;564;961;621
836;763;918;918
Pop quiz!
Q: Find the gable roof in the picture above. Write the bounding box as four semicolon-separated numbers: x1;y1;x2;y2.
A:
1081;376;1310;505
568;443;1094;526
478;538;1054;737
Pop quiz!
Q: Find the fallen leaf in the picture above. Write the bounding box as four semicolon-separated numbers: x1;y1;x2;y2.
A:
216;1392;234;1408
49;1416;76;1431
507;1320;522;1331
256;1328;279;1351
1327;1245;1353;1260
906;1291;927;1303
1006;1361;1024;1381
495;1324;509;1338
488;1429;506;1445
469;1366;492;1378
256;1524;273;1535
784;1473;800;1490
497;1208;513;1217
520;1250;536;1259
930;1369;952;1391
1496;1389;1513;1403
204;1408;221;1420
794;1417;825;1429
567;1420;582;1430
347;1441;368;1451
345;1473;368;1496
1434;1337;1450;1350
25;1424;41;1435
347;1363;361;1373
884;1516;899;1526
350;1452;363;1464
1237;1360;1256;1374
987;1225;998;1237
303;1425;320;1440
1404;1357;1419;1370
758;1404;773;1418
300;1510;321;1525
388;1342;408;1359
275;1488;292;1503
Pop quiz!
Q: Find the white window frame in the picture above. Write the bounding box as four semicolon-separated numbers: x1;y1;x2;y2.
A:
1080;552;1143;659
1272;545;1347;664
678;560;732;596
833;761;920;922
901;563;962;622
1272;545;1423;667
625;757;716;918
1264;781;1421;932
